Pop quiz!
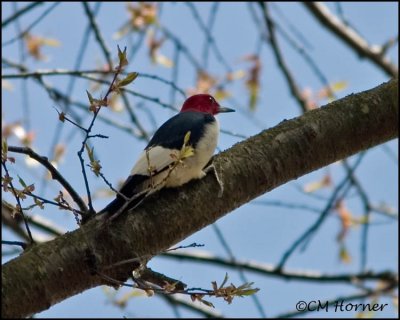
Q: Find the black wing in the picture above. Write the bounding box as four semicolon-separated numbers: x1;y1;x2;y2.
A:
146;111;215;150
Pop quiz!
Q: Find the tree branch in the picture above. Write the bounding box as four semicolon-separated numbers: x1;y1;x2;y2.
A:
161;251;397;284
7;146;89;214
303;2;398;77
2;2;44;28
259;2;309;112
2;79;398;318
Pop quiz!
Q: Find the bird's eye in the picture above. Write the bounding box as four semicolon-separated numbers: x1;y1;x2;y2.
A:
209;97;214;102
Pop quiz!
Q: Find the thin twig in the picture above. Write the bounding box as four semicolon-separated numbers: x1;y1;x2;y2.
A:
277;153;365;269
160;295;223;318
2;3;60;47
2;2;44;28
270;3;313;50
202;2;219;69
2;69;186;99
12;2;31;132
166;242;204;252
251;199;321;213
7;146;89;214
77;48;127;218
160;25;202;70
258;2;308;113
267;10;334;100
53;107;88;132
127;28;145;60
45;4;102;197
3;200;64;239
82;2;113;68
3;64;142;136
162;251;397;284
120;93;150;141
98;171;129;201
2;240;27;249
170;43;181;107
342;159;372;272
22;189;84;215
186;2;231;72
1;161;34;244
2;201;32;242
212;223;267;317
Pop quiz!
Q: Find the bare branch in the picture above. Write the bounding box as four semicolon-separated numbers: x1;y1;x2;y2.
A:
186;2;231;72
7;146;89;214
2;3;60;47
1;161;34;244
277;153;365;269
258;2;309;113
303;2;398;77
2;2;44;28
162;251;397;284
160;294;223;318
82;2;113;68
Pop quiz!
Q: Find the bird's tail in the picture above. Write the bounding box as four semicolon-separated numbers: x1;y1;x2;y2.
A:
97;174;149;217
97;193;145;217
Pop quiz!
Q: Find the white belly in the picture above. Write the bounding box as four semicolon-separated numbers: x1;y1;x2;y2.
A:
161;120;219;187
130;120;219;191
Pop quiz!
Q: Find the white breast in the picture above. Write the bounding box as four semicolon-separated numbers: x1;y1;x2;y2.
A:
131;120;219;190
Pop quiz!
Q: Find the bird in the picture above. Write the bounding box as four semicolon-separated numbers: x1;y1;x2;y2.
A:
98;93;234;219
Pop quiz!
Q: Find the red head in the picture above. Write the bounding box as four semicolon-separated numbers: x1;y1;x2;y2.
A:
180;94;235;115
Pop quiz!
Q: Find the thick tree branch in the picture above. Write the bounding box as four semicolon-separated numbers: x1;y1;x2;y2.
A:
2;79;398;318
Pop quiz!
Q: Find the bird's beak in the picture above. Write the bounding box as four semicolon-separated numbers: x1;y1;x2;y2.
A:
218;106;235;113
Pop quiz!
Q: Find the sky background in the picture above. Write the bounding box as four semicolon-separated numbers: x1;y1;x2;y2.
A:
2;2;398;318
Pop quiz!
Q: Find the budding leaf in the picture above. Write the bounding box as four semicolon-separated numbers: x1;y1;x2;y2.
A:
58;111;66;122
331;81;348;92
220;273;229;289
183;131;191;146
86;91;108;111
34;198;44;209
339;245;352;264
18;175;27;188
181;146;194;159
178;131;194;160
85;144;95;162
118;72;138;87
86;90;94;104
85;144;102;176
238;288;260;296
117;45;128;67
200;299;215;308
2;139;8;161
89;159;102;177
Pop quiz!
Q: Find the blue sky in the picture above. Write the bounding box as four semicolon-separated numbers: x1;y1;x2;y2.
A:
2;2;398;318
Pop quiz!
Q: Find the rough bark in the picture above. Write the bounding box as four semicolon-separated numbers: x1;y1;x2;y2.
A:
2;79;398;318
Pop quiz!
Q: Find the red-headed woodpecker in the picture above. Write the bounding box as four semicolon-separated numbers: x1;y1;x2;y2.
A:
99;94;234;217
